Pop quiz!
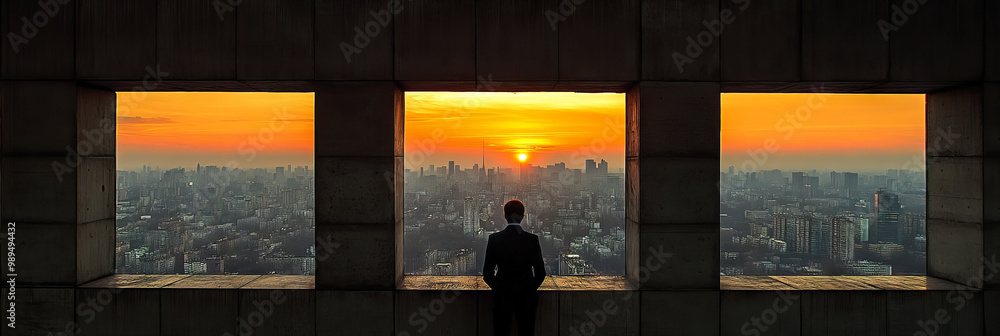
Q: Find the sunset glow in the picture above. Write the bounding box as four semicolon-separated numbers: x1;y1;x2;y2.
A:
722;93;925;171
404;92;626;171
116;92;314;170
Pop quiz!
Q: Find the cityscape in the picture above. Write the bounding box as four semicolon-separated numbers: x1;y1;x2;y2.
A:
720;167;927;276
115;164;316;275
403;158;626;276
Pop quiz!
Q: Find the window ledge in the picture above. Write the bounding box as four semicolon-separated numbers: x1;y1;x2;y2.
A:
80;274;315;289
397;275;631;291
721;276;970;291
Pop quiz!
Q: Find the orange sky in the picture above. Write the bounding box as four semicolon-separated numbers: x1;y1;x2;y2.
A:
116;92;314;171
404;92;626;172
722;93;925;172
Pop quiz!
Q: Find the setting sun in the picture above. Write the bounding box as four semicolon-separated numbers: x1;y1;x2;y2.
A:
518;153;527;162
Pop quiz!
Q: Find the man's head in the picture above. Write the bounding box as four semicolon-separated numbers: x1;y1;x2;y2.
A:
504;199;525;223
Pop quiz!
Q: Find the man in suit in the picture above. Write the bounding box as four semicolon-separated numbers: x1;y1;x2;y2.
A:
483;199;546;336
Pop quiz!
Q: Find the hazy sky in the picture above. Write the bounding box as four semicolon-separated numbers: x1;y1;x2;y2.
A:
404;92;626;172
721;93;925;173
116;92;314;171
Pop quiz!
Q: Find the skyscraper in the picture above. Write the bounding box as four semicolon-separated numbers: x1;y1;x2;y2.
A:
831;216;855;261
448;160;455;177
874;189;901;243
585;159;597;175
598;159;609;175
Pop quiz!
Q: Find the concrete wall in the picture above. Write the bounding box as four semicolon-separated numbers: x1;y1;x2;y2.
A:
0;0;995;335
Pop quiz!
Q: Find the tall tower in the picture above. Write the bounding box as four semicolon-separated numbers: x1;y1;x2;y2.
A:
874;189;901;243
831;216;855;261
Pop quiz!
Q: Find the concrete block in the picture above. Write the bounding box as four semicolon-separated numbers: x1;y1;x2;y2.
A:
314;224;398;289
987;291;999;335
236;0;314;80
927;194;984;226
316;157;400;225
478;291;558;335
926;156;983;224
927;219;984;286
1;82;77;155
476;0;558;81
886;290;983;336
557;0;639;81
926;84;984;157
986;224;1000;289
395;290;478;336
635;224;718;290
394;0;475;80
161;289;238;336
559;291;638;336
888;0;984;81
1;0;75;79
317;291;394;335
1;157;77;224
641;291;720;336
801;291;886;336
641;0;719;81
985;83;1000;157
76;86;116;157
720;291;802;336
987;157;1000;224
638;157;720;224
0;288;75;336
1;222;74;286
315;82;400;157
315;0;393;80
631;82;721;157
157;0;237;80
720;0;800;81
237;289;314;336
76;0;156;79
802;0;889;81
77;219;114;285
76;288;160;336
77;157;115;225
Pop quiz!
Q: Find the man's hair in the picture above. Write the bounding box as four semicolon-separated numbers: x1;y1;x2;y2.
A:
503;199;525;223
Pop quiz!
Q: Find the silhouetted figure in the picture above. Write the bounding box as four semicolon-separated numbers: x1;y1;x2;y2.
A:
483;199;546;336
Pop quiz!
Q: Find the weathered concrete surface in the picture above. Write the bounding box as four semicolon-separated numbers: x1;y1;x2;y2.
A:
0;288;75;336
802;0;888;81
236;0;314;80
477;0;559;81
927;219;984;287
160;289;239;336
77;219;114;285
314;82;400;157
888;0;984;82
315;0;394;80
395;290;479;336
315;224;398;290
641;291;720;336
557;0;639;81
394;0;475;81
926;156;983;224
77;157;115;225
637;157;720;224
720;0;801;81
559;291;639;336
1;82;77;156
1;0;75;79
76;0;156;79
1;222;75;286
157;0;237;80
802;291;887;336
636;223;718;290
887;290;983;336
630;82;721;157
237;288;315;335
76;288;160;336
478;291;559;335
315;157;399;225
318;291;394;335
721;291;802;336
76;86;116;157
641;0;720;81
926;84;984;157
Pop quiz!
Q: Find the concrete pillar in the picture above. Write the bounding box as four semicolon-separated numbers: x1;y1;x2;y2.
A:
314;82;402;290
926;84;988;287
626;82;720;290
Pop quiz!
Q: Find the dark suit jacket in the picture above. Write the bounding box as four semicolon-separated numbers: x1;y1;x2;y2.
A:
483;224;546;292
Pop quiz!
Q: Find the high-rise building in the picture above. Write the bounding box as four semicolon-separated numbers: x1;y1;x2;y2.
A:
795;215;813;254
831;216;855;261
598;159;609;175
874;189;901;243
585;159;597;175
844;172;859;197
448;161;455;177
463;197;479;235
